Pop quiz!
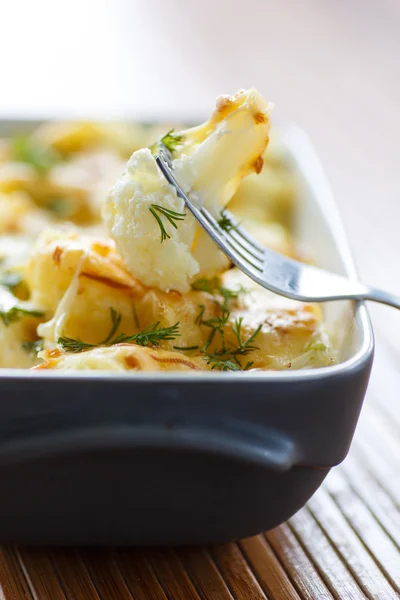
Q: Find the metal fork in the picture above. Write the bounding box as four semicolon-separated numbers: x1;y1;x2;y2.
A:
156;150;400;309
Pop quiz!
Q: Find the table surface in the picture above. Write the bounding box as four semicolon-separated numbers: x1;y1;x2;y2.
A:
0;1;399;598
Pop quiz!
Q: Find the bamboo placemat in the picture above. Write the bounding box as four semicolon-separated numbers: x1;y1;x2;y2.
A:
0;340;399;600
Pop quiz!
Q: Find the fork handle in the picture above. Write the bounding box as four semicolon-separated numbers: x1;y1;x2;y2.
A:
365;287;400;309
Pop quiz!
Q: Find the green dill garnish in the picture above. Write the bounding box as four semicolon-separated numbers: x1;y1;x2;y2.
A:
191;277;219;295
217;210;238;232
46;198;74;218
231;318;262;358
195;298;261;371
11;136;60;175
219;286;244;305
195;304;206;326
132;304;140;328
113;321;180;347
0;272;23;292
197;303;229;359
191;277;244;305
206;317;261;370
100;307;122;344
207;357;241;371
58;337;97;353
243;361;254;371
22;339;44;355
57;306;180;353
0;306;44;327
173;345;199;351
202;327;217;353
192;277;246;364
149;204;186;243
150;129;185;156
160;129;185;154
200;304;230;353
58;307;123;352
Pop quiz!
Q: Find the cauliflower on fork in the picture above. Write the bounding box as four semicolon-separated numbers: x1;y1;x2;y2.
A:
104;89;271;293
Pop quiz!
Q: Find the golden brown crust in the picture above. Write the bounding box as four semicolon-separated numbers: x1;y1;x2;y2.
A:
80;272;137;293
254;111;268;124
33;344;204;372
52;246;63;266
149;353;201;370
123;354;139;369
253;155;264;174
47;349;62;358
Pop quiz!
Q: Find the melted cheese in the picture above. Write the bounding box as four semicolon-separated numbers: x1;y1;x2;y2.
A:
37;250;88;346
22;232;334;370
35;344;205;372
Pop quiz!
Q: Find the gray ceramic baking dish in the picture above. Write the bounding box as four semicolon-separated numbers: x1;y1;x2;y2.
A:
0;123;374;545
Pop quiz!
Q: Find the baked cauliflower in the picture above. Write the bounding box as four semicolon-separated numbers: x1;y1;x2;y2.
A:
104;89;271;293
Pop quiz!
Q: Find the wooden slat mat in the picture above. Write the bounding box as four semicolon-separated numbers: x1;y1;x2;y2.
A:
0;334;399;600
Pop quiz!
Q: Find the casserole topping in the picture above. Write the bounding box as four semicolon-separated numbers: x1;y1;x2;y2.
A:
0;90;335;372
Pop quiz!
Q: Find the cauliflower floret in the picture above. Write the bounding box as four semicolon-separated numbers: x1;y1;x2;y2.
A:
104;89;271;293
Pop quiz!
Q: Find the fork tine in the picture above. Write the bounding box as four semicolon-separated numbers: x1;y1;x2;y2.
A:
219;209;267;254
199;212;264;276
155;154;265;276
214;210;265;260
206;227;266;278
155;151;400;307
159;145;173;168
227;227;265;260
200;207;264;270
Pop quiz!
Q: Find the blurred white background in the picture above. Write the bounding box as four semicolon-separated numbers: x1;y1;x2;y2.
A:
1;0;399;340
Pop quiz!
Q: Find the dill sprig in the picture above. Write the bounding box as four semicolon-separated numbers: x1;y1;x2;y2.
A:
191;277;220;295
231;317;262;358
195;299;261;371
46;197;74;218
160;129;185;154
149;204;186;243
208;317;261;370
22;339;44;355
200;305;230;353
243;361;254;371
0;306;44;327
114;321;180;347
217;210;238;232
11;135;60;175
132;304;140;328
195;304;206;325
100;307;122;344
192;276;248;365
58;307;123;352
57;307;180;354
173;345;199;351
58;337;97;353
207;357;241;371
191;277;244;304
